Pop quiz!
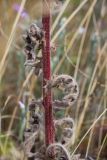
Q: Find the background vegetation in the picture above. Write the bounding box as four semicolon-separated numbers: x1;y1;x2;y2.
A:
0;0;107;159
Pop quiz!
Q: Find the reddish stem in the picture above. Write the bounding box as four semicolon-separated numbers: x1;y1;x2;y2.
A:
42;0;54;146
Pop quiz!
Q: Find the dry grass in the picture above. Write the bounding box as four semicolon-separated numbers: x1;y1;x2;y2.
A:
0;0;107;159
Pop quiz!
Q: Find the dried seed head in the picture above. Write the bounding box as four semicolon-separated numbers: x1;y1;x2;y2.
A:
44;74;79;108
46;143;70;160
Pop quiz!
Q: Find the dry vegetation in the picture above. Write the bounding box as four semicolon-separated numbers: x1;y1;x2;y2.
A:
0;0;107;160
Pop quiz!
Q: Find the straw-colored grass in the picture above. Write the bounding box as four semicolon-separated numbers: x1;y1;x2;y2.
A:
0;0;107;159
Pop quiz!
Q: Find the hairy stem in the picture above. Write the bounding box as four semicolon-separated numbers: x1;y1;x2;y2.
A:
42;0;54;146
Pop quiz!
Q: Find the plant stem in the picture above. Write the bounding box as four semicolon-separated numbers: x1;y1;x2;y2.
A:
42;0;54;146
